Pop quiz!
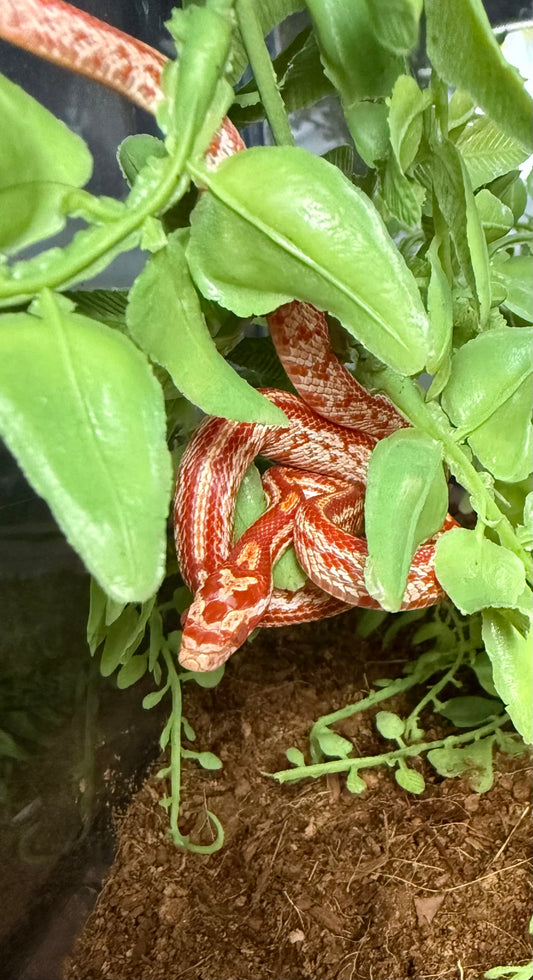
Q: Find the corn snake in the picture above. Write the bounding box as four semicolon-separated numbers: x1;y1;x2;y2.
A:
1;0;456;672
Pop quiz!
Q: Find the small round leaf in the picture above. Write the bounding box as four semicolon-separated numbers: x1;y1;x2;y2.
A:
375;710;406;739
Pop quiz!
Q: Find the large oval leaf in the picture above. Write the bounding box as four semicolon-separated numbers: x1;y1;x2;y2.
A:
306;0;403;104
187;147;430;375
364;430;449;611
441;327;533;482
0;72;93;253
0;292;171;602
126;234;286;424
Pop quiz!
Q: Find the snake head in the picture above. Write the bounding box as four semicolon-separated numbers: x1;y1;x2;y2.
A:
178;566;272;672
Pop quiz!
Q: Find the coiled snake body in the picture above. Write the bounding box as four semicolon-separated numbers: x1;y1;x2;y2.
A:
0;0;456;672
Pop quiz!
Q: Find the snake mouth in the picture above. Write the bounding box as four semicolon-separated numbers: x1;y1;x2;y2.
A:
178;639;232;673
178;607;262;672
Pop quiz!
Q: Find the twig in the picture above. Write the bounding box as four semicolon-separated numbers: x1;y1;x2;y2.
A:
375;857;531;893
484;803;531;870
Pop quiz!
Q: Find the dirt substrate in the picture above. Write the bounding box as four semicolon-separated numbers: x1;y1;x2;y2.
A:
65;610;532;980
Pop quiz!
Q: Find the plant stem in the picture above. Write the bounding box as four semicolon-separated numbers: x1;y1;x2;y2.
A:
160;645;225;854
161;646;186;846
404;647;465;741
235;0;294;147
488;230;533;256
0;166;190;305
272;713;511;784
309;648;458;763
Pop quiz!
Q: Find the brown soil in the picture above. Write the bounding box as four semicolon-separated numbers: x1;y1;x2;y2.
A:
65;610;532;980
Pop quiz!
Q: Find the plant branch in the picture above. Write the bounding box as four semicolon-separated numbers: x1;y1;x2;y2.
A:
160;646;224;854
271;713;511;784
404;647;465;741
235;0;294;146
309;648;458;763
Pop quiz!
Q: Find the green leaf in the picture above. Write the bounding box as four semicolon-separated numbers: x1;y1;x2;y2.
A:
364;430;449;611
454;116;530;190
0;72;93;252
99;600;154;677
439;696;503;727
426;235;453;379
276;28;333;112
346;768;367;794
347;102;390;168
273;547;307;591
233;463;267;541
516;492;533;551
441;327;533;482
229;336;293;391
475;189;514;243
491;255;533;323
434;528;526;615
482;608;533;743
87;578;109;655
0;218;142;310
286;747;306;767
321;144;359;180
189;664;225;688
472;650;498;698
126;234;285;425
189;750;223;771
142;686;170;710
484;964;533;980
104;597;127;627
306;0;403;107
118;135;167;187
366;0;422;54
425;0;533;150
188;147;431;376
375;710;405;739
427;736;496;792
182;716;196;740
487;171;527;223
382;153;426;228
355;608;389;638
317;730;353;758
67;289;129;328
159;716;173;752
232;462;307;588
0;291;172;602
447;90;476;131
0;730;28;761
428;138;490;326
86;580;126;655
388;74;431;173
158;0;234;157
394;767;425;794
116;653;149;689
